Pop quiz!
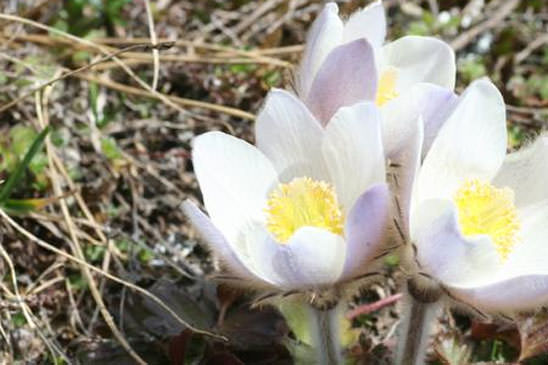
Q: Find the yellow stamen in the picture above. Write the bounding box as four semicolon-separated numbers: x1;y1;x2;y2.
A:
265;177;344;243
453;179;520;261
375;67;400;106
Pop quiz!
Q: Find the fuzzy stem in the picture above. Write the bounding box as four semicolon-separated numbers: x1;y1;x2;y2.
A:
308;302;342;365
396;280;442;365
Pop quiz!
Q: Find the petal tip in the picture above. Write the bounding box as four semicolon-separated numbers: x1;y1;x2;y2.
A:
324;2;339;13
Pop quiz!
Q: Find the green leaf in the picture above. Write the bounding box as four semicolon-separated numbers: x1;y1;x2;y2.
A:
0;126;50;202
1;198;49;215
12;312;27;327
100;137;122;160
138;247;154;264
89;82;99;123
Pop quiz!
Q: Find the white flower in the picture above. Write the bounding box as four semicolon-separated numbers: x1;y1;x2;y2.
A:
297;1;456;157
408;78;548;313
183;99;390;291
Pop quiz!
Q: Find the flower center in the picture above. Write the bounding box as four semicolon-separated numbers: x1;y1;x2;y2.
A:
265;177;344;243
375;67;400;106
453;179;520;261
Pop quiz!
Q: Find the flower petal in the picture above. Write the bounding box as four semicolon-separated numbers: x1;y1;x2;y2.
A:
297;2;344;98
493;136;548;208
411;199;500;286
192;132;278;244
239;223;286;286
342;0;386;48
271;227;346;289
182;200;268;284
381;36;456;90
341;183;390;280
448;274;548;313
305;39;377;125
503;201;548;276
382;83;457;158
381;88;420;157
322;102;385;211
388;115;424;236
255;89;328;182
415;79;507;204
412;83;458;157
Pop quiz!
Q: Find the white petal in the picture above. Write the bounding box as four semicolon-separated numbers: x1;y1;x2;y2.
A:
415;79;507;204
297;2;343;98
323;102;385;211
192;132;278;245
381;36;456;90
240;223;286;286
273;227;346;289
431;200;548;312
381;89;421;157
411;199;500;287
305;39;377;125
382;84;457;158
182;201;267;284
255;89;328;182
342;0;386;48
448;275;548;313
493;136;548;208
503;201;548;276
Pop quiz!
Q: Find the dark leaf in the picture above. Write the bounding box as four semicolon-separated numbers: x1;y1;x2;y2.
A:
168;329;193;365
219;305;289;349
115;280;216;338
203;351;244;365
76;340;168;365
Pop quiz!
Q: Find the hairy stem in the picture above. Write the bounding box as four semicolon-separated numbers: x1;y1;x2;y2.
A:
396;280;442;365
308;302;342;365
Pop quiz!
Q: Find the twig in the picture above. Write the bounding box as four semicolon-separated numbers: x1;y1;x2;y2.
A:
514;34;548;64
0;13;188;115
74;72;255;120
6;33;294;67
232;0;284;36
0;240;35;330
506;104;548;114
450;0;520;51
143;0;160;91
346;293;403;320
0;42;173;114
88;55;290;71
36;89;147;364
0;240;69;362
0;207;225;340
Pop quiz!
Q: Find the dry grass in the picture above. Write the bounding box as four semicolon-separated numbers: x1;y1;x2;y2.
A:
0;0;546;363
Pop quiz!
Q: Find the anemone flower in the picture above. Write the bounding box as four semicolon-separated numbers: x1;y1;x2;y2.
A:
397;78;548;363
297;1;456;156
184;101;389;292
183;100;390;363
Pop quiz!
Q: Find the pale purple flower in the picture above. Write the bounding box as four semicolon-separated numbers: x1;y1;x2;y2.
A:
297;1;457;157
407;78;548;313
183;101;389;291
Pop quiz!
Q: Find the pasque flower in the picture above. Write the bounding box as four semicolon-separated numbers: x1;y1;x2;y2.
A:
297;1;456;155
183;100;389;291
407;78;548;313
